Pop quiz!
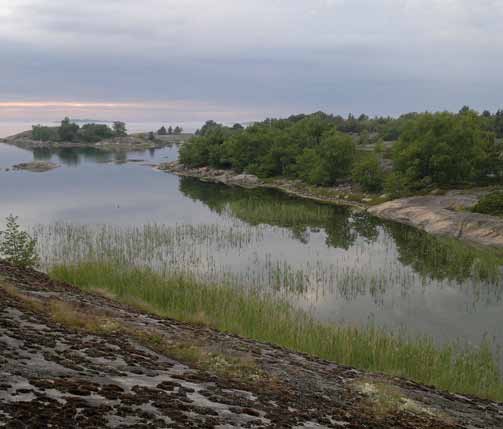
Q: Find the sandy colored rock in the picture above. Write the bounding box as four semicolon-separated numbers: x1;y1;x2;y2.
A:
369;191;503;248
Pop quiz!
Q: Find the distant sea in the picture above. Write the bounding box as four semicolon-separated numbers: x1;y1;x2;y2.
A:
0;121;206;138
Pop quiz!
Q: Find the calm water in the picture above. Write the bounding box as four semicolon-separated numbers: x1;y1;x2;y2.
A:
1;142;503;355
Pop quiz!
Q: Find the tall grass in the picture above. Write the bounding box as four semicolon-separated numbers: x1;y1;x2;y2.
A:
50;261;503;401
33;222;503;307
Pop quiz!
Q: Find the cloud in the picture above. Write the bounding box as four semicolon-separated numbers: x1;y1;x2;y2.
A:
0;0;502;120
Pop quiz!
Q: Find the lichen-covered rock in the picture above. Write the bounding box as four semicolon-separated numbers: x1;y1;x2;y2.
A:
1;261;502;428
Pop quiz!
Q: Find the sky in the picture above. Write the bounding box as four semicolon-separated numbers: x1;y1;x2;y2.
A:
1;0;502;124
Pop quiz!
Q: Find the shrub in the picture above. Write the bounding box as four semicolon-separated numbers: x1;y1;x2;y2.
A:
78;124;114;143
0;215;39;268
384;172;410;198
32;125;59;142
58;117;79;142
472;191;503;216
352;153;384;192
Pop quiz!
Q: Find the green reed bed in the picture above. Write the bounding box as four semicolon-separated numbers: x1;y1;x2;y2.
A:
50;261;503;401
33;222;503;309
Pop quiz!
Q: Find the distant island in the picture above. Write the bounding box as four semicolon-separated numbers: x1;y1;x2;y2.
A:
1;117;193;151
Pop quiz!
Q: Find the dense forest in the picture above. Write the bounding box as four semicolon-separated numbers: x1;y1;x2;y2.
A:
179;108;503;195
32;118;127;143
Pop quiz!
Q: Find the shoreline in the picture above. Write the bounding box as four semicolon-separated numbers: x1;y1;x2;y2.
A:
158;160;369;210
158;161;503;250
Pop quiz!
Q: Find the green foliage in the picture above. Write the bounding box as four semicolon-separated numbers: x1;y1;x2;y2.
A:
391;111;502;191
148;131;155;141
32;125;59;142
0;215;39;268
296;132;355;185
174;126;183;134
182;109;503;191
182;113;355;185
157;126;167;135
36;118;120;143
112;121;127;137
78;124;114;143
384;172;411;198
472;191;503;216
352;153;384;192
58;117;79;142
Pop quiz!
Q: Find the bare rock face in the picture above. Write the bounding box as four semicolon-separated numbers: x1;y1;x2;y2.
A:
369;191;503;248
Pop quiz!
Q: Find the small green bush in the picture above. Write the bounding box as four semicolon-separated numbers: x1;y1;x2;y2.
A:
0;215;39;268
352;153;384;192
472;191;503;216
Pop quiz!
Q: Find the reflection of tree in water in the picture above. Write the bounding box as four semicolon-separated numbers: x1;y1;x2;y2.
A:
180;178;503;291
32;147;114;165
113;152;127;163
384;221;503;286
32;148;52;161
179;177;380;250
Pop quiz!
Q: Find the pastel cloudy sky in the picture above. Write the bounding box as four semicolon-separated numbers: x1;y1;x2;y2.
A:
0;0;502;122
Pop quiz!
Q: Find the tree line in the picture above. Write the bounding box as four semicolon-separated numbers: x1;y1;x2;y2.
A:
32;118;127;143
157;125;183;135
179;108;503;195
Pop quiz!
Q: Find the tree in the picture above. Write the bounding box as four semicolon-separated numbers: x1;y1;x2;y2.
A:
32;125;59;142
232;123;244;130
58;117;79;142
148;131;155;141
157;126;167;135
352;154;384;192
113;121;127;137
197;120;219;136
392;112;496;188
0;215;39;268
296;132;355;185
168;126;173;135
78;124;114;142
174;126;183;134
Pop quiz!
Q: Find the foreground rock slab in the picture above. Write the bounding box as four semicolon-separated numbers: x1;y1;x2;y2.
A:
1;262;502;428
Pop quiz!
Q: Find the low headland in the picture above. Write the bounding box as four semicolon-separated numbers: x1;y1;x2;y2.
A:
163;110;503;249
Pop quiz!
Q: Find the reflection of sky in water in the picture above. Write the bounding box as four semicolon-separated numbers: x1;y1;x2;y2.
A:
1;142;503;359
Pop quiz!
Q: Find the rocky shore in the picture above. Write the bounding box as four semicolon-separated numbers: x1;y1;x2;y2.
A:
158;162;503;249
158;161;368;209
11;161;60;173
368;191;503;249
1;260;503;428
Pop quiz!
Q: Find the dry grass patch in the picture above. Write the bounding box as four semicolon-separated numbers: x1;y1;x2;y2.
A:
352;379;449;421
133;329;262;382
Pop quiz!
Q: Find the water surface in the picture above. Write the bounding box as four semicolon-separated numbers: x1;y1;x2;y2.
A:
1;142;502;357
